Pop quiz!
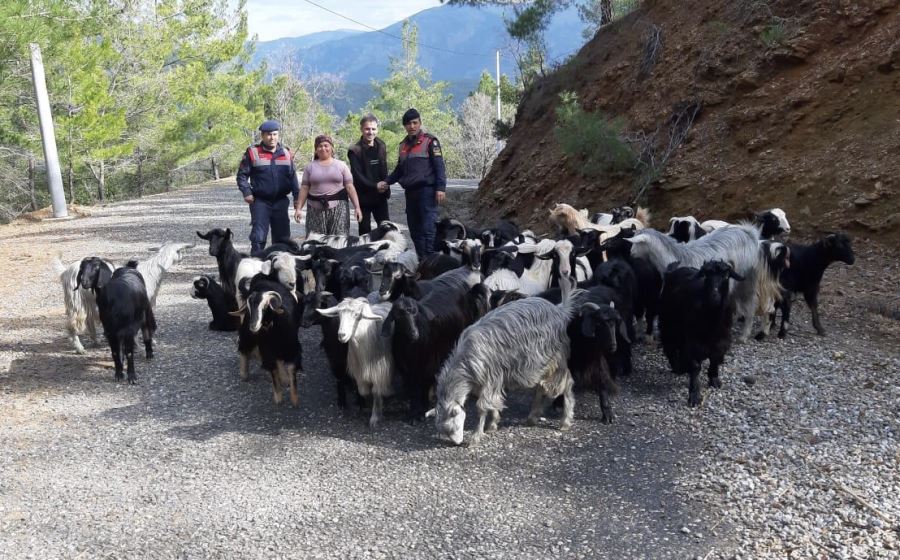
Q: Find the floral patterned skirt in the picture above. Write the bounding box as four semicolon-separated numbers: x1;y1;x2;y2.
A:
305;200;351;236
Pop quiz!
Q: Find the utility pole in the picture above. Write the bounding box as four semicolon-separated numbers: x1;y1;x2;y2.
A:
496;50;501;121
29;43;67;218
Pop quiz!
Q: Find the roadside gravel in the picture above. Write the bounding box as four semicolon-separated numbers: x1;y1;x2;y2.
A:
0;180;897;559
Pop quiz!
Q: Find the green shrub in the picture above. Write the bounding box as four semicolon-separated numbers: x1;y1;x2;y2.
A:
760;21;787;46
554;91;636;177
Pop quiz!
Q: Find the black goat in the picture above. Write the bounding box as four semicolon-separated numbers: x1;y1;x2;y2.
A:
773;232;855;338
569;300;627;423
381;281;490;420
300;290;361;409
233;275;303;406
599;232;662;338
417;252;461;280
191;275;240;331
196;228;245;310
379;261;432;301
77;258;156;384
479;219;520;248
659;260;742;407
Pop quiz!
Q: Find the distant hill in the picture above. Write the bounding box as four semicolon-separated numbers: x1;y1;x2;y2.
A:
249;29;363;69
251;4;585;115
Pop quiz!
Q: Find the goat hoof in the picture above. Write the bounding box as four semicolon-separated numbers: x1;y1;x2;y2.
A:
600;412;614;425
754;332;766;341
526;416;539;427
688;393;702;407
709;377;722;389
466;434;482;447
486;422;499;432
368;417;381;429
559;421;572;432
777;330;787;339
816;329;826;336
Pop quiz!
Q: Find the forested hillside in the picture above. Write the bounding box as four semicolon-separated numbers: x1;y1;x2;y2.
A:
477;0;900;243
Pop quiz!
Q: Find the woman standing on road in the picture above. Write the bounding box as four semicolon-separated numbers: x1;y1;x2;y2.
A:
294;135;363;236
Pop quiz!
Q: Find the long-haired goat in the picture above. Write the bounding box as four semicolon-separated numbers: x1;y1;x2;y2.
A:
317;298;394;427
429;280;587;446
753;241;790;340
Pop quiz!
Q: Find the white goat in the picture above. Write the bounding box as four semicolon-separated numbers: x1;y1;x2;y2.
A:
317;298;394;428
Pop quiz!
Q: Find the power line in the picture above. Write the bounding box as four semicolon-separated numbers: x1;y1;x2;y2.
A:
296;0;499;57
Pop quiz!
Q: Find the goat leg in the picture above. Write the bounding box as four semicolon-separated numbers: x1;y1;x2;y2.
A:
141;326;154;360
596;360;615;425
124;337;137;385
707;357;723;389
805;290;825;335
778;294;793;339
687;359;703;407
369;394;383;428
487;410;500;432
335;379;347;409
111;338;124;382
70;329;86;355
289;365;299;407
270;367;283;405
238;353;250;381
526;389;545;426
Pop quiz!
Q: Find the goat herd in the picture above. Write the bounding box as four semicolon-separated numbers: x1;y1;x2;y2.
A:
54;203;856;446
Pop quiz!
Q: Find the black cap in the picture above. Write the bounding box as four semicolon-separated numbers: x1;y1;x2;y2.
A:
402;108;420;125
259;120;281;132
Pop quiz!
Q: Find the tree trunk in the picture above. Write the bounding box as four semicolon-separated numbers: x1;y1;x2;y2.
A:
98;160;105;202
28;156;36;210
601;0;613;24
67;160;74;204
136;151;144;198
211;156;219;180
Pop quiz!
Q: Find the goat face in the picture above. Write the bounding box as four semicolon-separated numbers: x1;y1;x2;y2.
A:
482;248;516;277
824;233;855;265
579;302;627;354
318;298;381;343
76;257;112;291
191;275;210;299
610;206;635;223
382;297;422;340
378;262;409;300
755;209;790;238
196;228;231;257
247;291;283;333
699;261;742;309
431;401;466;445
311;257;338;293
263;253;298;292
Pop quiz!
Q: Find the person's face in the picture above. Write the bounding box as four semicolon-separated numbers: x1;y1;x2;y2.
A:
361;121;378;144
261;130;279;149
315;141;334;160
404;118;421;137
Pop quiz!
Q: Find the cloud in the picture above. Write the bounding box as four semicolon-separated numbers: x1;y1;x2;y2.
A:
244;0;442;40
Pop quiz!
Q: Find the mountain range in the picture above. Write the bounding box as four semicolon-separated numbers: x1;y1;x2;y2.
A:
249;4;586;115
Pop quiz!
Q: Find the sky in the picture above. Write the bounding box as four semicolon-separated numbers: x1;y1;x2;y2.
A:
245;0;444;41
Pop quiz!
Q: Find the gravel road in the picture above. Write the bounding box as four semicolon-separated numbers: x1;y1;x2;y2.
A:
1;181;897;559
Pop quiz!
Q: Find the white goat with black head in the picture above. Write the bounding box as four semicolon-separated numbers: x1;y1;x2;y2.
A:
317;298;394;427
626;224;761;341
429;279;586;446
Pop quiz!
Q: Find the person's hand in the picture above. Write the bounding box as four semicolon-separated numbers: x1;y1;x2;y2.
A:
355;208;363;222
244;194;254;204
377;181;388;193
294;207;303;223
435;191;446;205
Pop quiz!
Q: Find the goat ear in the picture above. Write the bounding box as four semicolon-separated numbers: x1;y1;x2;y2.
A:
617;318;631;344
728;269;745;282
580;316;597;338
380;314;394;337
259;261;273;275
573;245;592;257
224;228;233;240
424;408;436;419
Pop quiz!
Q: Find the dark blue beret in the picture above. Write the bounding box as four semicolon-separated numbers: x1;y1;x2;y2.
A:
259;120;281;132
402;108;420;125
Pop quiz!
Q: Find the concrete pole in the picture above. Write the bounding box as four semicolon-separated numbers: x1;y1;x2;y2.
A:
496;50;501;121
29;43;67;218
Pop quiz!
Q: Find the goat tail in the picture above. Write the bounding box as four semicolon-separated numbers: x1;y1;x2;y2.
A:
635;206;652;228
52;253;68;280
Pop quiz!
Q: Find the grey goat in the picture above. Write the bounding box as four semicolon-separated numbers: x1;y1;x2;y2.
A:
429;279;586;446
